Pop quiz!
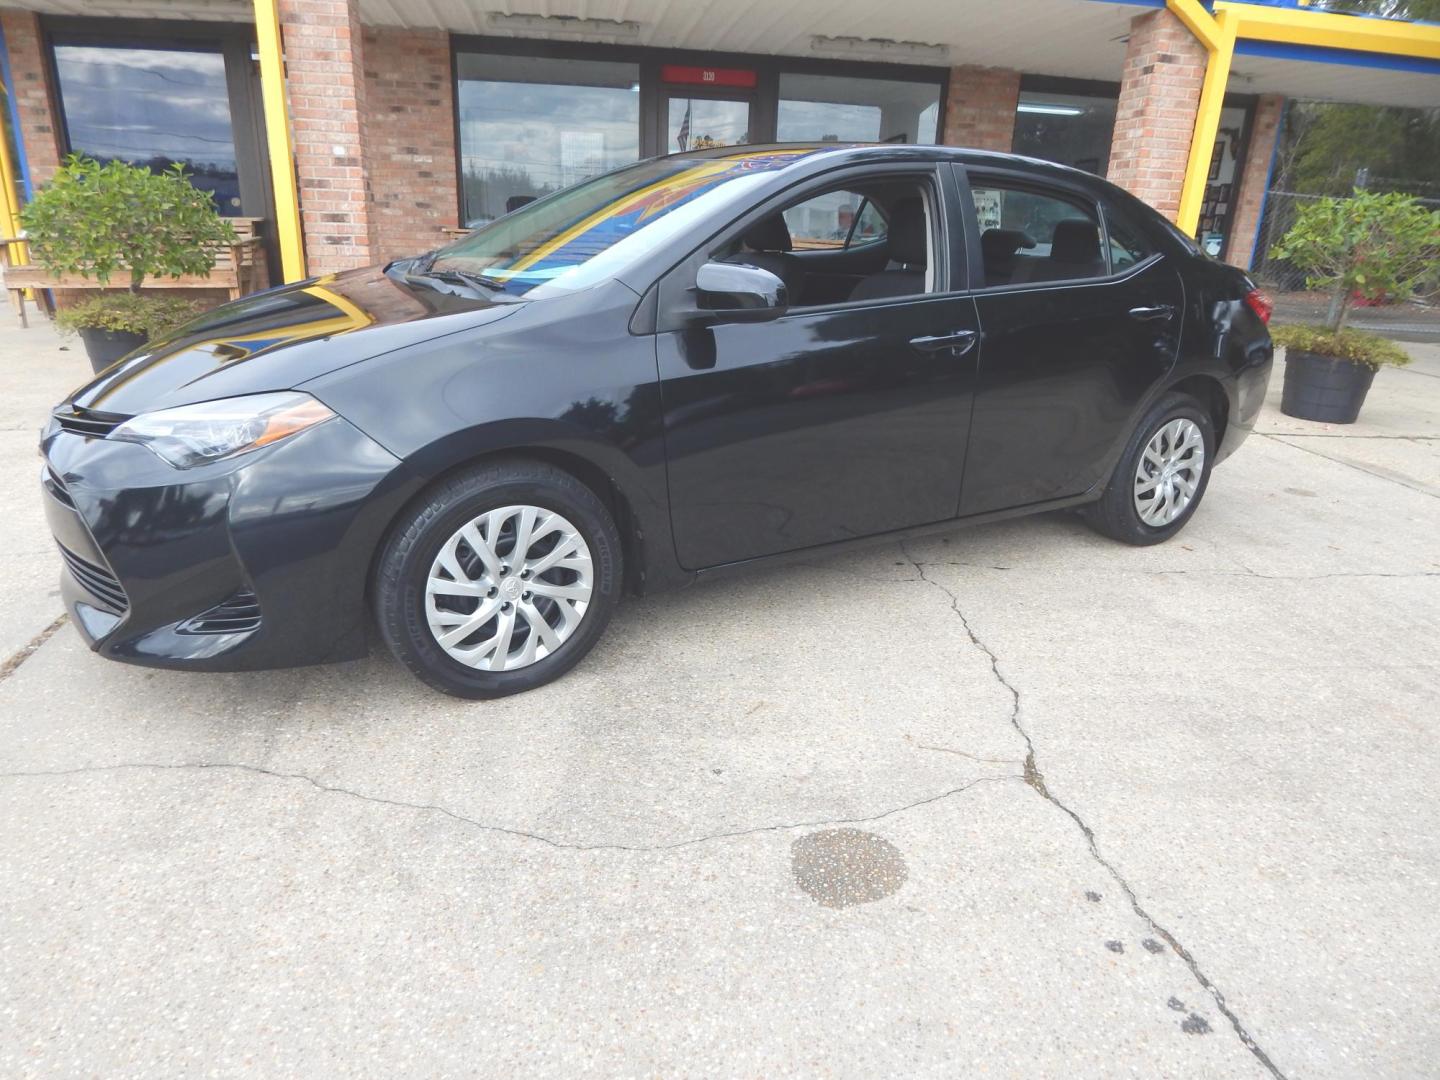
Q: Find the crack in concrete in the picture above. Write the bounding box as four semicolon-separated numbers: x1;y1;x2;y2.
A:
901;542;1289;1080
905;734;1022;766
0;615;67;684
0;761;1016;853
1259;432;1439;500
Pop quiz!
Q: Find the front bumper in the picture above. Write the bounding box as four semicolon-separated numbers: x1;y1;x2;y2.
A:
41;415;413;671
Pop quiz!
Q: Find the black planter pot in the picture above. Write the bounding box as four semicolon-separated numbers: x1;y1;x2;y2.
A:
77;327;149;374
1280;348;1376;424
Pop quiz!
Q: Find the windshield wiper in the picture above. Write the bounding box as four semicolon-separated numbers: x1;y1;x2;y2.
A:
430;268;506;292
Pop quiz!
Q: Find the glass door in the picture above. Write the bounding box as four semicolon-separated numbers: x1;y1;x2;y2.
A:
661;92;754;153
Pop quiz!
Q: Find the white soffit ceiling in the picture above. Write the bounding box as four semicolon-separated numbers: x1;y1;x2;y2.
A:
360;0;1142;81
1230;50;1440;108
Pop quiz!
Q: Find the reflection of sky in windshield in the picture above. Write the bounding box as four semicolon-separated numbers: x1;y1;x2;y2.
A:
54;45;240;211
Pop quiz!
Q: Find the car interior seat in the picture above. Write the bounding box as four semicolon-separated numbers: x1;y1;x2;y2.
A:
1011;218;1105;284
848;197;927;301
720;215;803;301
979;227;1035;286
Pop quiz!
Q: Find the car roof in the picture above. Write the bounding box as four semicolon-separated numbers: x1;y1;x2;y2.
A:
666;141;1112;189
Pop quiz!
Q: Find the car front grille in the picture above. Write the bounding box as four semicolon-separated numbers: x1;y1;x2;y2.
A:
57;544;129;615
181;590;262;635
52;407;124;438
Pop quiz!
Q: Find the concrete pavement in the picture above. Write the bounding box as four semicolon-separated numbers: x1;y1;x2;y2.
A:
1;316;1437;1078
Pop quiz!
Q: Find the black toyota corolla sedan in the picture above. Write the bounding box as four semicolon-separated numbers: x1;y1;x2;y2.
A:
40;144;1272;697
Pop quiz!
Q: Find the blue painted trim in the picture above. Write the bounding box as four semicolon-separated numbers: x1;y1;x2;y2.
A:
0;21;34;200
1235;38;1440;76
1246;99;1286;272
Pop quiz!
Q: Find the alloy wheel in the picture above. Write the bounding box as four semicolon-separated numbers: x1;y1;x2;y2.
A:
1133;417;1205;527
425;504;593;671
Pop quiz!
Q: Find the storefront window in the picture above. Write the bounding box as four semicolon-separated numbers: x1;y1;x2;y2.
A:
456;53;641;227
1011;91;1118;176
52;44;241;213
777;73;940;144
1196;107;1249;258
667;97;750;151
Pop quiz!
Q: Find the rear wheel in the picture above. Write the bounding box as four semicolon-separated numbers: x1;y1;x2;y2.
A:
375;459;622;698
1083;393;1215;546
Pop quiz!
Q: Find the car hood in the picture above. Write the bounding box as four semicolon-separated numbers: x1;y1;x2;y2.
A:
63;264;524;418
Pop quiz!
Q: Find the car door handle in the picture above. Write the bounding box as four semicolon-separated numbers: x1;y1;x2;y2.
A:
1128;304;1176;322
910;330;978;354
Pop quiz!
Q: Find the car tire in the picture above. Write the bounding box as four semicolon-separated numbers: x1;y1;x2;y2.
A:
374;458;622;698
1082;392;1216;546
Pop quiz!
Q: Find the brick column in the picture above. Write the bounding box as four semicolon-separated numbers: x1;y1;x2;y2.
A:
278;0;377;274
1;9;64;186
941;66;1021;152
362;27;458;263
1225;94;1285;271
1106;8;1208;221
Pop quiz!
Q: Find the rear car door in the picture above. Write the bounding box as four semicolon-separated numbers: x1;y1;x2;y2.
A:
655;163;981;570
956;167;1184;516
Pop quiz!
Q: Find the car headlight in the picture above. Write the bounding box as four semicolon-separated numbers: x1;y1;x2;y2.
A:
109;391;336;469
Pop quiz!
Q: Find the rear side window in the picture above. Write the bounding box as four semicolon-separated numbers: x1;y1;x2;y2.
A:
1105;206;1156;271
970;179;1106;287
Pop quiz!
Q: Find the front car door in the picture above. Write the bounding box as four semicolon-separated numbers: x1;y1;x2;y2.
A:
956;166;1185;516
655;163;980;570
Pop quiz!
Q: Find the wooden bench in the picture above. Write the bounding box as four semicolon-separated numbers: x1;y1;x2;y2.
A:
1;217;270;327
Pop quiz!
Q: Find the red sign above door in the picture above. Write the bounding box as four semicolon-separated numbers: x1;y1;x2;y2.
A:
660;64;757;89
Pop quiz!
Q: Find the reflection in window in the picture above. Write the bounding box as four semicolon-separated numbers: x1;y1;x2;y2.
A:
1011;91;1118;176
777;73;940;144
53;45;240;213
456;53;640;227
668;97;750;151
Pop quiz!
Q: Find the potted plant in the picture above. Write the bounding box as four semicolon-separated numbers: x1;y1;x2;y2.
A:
1268;189;1438;423
53;294;202;368
19;155;236;372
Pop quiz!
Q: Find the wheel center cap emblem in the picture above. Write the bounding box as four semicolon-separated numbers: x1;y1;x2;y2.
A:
500;577;523;600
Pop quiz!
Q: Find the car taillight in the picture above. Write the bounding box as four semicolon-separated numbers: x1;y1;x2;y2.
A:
1244;288;1273;324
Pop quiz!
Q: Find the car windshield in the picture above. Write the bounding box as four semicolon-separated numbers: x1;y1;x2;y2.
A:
427;148;830;298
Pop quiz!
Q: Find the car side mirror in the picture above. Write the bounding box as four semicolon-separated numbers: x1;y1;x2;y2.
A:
690;261;788;324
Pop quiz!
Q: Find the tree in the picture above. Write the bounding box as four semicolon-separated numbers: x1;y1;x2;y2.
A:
1270;189;1440;334
20;155;236;292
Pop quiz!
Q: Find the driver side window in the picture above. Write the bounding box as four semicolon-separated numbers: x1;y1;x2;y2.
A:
782;191;888;251
719;178;937;309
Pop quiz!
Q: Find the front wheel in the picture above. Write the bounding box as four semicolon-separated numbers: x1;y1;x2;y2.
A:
374;459;622;698
1083;392;1215;546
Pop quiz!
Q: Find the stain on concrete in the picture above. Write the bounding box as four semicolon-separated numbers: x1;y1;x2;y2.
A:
1168;997;1187;1012
1142;938;1165;954
791;829;907;909
1085;890;1102;902
1283;487;1318;497
1183;1013;1213;1035
1105;940;1125;954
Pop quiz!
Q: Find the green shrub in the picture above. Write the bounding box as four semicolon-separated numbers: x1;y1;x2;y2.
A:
20;155;237;290
1270;189;1439;335
54;293;202;339
1271;323;1411;371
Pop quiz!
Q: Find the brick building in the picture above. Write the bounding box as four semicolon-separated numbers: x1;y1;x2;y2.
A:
1;0;1436;285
